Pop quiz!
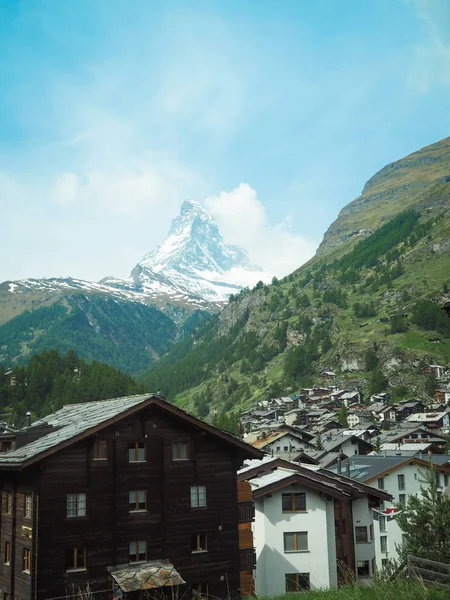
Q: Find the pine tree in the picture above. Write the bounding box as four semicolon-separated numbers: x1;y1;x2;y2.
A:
396;466;450;563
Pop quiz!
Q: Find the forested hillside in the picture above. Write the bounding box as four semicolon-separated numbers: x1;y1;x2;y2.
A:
0;349;144;425
0;294;178;373
141;138;450;422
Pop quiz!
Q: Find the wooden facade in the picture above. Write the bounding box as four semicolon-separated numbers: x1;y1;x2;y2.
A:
0;397;262;600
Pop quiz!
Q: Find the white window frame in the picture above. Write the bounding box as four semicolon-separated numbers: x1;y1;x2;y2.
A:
190;485;207;508
66;493;87;518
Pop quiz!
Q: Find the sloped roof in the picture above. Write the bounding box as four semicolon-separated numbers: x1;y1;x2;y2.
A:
108;560;184;591
239;457;390;501
0;394;263;469
331;455;450;483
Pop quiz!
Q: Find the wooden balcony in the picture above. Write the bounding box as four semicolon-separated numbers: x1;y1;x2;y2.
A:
238;480;252;503
240;547;256;571
238;501;255;523
239;523;253;550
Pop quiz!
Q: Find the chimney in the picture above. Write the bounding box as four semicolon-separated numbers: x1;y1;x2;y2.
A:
25;411;31;428
337;457;342;474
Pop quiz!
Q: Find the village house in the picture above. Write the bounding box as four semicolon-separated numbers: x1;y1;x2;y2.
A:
404;409;450;429
423;364;445;379
332;456;450;571
238;457;390;594
0;394;262;600
434;387;450;404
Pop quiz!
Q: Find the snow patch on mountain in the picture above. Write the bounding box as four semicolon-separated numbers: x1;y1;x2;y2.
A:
4;199;271;310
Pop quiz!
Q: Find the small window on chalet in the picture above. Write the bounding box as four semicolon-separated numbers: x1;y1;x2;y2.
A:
129;490;147;512
67;493;86;518
66;547;87;571
128;443;146;463
191;533;208;553
355;526;368;543
190;485;207;508
192;583;209;599
398;474;405;491
398;494;406;506
24;494;32;519
283;532;308;553
282;493;306;512
93;440;108;460
22;548;31;573
5;492;12;515
129;541;147;563
4;541;11;565
377;478;385;490
285;573;310;592
172;441;189;461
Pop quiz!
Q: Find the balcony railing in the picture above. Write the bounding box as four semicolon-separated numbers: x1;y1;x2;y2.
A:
239;502;255;523
240;548;256;570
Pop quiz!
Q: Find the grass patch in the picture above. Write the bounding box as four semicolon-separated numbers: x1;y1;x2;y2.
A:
259;580;449;600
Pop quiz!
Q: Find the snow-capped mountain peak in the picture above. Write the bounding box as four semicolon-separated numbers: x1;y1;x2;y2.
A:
127;200;270;305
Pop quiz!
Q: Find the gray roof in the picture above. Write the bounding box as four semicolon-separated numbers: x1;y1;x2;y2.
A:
329;454;450;482
0;395;155;466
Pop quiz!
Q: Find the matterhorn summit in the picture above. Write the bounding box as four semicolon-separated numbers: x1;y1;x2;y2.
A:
124;200;270;307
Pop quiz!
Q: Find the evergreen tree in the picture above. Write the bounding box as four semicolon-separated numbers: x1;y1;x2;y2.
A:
364;347;378;372
337;404;349;427
396;466;450;563
369;370;389;395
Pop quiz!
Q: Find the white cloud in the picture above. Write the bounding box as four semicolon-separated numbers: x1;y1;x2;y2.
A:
204;183;317;278
407;0;450;91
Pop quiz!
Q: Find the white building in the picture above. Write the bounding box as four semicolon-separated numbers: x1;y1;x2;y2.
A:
238;458;389;595
334;456;450;571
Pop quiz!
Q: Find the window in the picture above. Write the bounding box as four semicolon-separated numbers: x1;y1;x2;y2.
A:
5;492;12;515
66;547;87;571
402;534;407;547
381;558;388;568
285;573;310;592
190;485;207;508
379;515;387;532
283;532;308;553
377;477;385;490
191;533;208;553
435;471;441;488
380;536;388;553
370;524;374;541
129;540;147;563
24;494;32;519
357;560;370;577
398;494;406;506
398;474;405;491
172;441;189;461
67;493;86;518
283;446;288;452
93;440;108;460
444;474;449;487
282;493;306;512
355;526;368;543
128;443;146;462
192;583;209;599
4;541;10;565
22;548;31;573
129;490;147;512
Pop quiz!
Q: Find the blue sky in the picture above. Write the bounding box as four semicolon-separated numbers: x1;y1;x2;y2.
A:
1;0;450;281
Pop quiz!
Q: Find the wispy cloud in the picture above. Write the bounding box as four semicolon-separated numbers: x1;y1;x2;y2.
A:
407;0;450;91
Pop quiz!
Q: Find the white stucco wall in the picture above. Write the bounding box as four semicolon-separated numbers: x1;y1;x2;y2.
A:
369;463;445;570
253;484;336;596
265;433;310;455
352;497;376;579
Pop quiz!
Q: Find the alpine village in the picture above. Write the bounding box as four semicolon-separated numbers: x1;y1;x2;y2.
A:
2;135;450;600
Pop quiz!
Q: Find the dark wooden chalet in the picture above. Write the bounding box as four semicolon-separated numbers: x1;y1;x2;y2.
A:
0;394;263;600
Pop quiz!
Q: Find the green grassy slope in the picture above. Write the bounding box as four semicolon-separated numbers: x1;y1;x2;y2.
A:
141;138;450;420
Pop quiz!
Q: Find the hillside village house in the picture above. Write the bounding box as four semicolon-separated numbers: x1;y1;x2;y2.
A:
238;458;390;595
333;456;450;571
0;395;262;600
423;364;445;379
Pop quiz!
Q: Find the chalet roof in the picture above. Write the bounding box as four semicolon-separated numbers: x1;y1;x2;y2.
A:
405;411;449;423
331;455;450;483
239;457;390;502
0;394;263;469
108;560;185;592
